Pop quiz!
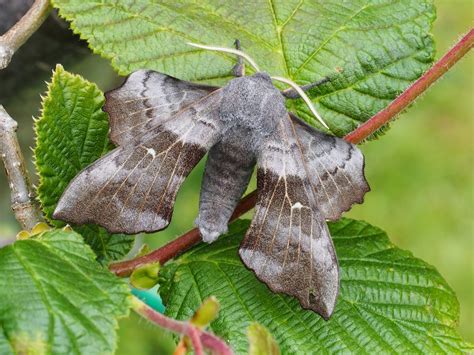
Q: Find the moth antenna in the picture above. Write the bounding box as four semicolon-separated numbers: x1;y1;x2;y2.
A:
271;76;329;130
187;42;260;73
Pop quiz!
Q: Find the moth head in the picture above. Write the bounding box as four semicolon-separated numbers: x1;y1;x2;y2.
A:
252;72;271;82
187;42;329;130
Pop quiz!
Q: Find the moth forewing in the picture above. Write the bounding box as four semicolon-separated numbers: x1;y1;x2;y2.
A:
53;86;226;234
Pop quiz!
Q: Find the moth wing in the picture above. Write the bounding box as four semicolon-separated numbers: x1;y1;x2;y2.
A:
239;115;339;319
104;70;219;146
54;89;224;234
290;113;369;220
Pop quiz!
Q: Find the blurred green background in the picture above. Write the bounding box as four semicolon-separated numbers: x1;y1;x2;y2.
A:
0;0;472;351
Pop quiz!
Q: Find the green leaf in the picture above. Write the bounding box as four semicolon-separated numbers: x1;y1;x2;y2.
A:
159;219;472;353
34;64;134;262
130;262;161;290
191;296;220;329
51;0;435;136
0;229;131;354
248;322;280;355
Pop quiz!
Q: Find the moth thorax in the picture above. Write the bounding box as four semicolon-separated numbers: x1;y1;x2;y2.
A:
219;74;286;137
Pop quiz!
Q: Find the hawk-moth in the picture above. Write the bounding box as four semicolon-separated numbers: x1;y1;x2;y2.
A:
54;43;369;319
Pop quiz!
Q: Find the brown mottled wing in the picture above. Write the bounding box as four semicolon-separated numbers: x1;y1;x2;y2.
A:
239;115;339;319
104;70;219;146
290;113;369;220
53;89;224;234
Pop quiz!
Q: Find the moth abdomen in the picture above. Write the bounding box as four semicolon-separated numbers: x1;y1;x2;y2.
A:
197;139;256;243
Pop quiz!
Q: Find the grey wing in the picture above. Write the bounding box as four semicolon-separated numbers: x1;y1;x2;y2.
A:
53;89;224;234
104;70;219;146
239;116;339;319
290;113;369;221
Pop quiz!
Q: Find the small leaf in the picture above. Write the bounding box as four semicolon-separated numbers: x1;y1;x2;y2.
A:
159;219;472;353
34;64;134;262
247;322;280;355
130;262;160;290
191;296;220;329
15;222;51;240
136;244;151;257
52;0;435;136
0;229;131;354
31;222;51;235
15;230;30;240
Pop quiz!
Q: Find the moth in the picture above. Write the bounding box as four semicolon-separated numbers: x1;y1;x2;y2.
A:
54;41;369;319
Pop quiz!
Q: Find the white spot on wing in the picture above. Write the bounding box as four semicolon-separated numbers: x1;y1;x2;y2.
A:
144;147;156;158
291;202;304;210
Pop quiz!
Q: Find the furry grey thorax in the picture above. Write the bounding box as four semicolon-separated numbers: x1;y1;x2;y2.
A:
218;72;286;153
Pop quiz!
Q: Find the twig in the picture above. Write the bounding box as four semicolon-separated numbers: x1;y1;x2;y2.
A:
131;296;233;355
0;106;43;230
0;1;51;229
0;0;52;69
344;28;474;144
109;28;473;277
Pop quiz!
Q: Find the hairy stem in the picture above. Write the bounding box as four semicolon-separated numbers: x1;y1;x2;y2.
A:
110;28;473;277
344;28;474;143
0;106;43;230
131;296;233;355
187;326;204;355
0;0;52;69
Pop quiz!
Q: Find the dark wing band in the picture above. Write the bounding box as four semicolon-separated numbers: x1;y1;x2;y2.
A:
54;89;224;234
104;70;219;146
290;113;369;221
239;116;339;319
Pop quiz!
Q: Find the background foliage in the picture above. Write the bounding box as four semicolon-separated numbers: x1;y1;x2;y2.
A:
0;229;130;353
0;0;472;352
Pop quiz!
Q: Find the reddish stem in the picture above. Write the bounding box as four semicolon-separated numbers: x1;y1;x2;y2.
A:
132;297;233;355
344;28;474;144
109;191;257;277
109;29;473;277
187;326;204;355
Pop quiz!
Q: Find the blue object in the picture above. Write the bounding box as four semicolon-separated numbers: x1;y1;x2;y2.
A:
131;284;165;314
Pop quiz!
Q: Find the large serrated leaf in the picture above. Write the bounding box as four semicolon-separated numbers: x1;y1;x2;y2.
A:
159;219;472;353
0;229;131;354
52;0;435;136
34;64;134;262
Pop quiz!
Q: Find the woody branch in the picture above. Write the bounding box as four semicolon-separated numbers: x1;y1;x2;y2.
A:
0;107;43;230
0;0;52;69
109;28;473;277
0;0;51;229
